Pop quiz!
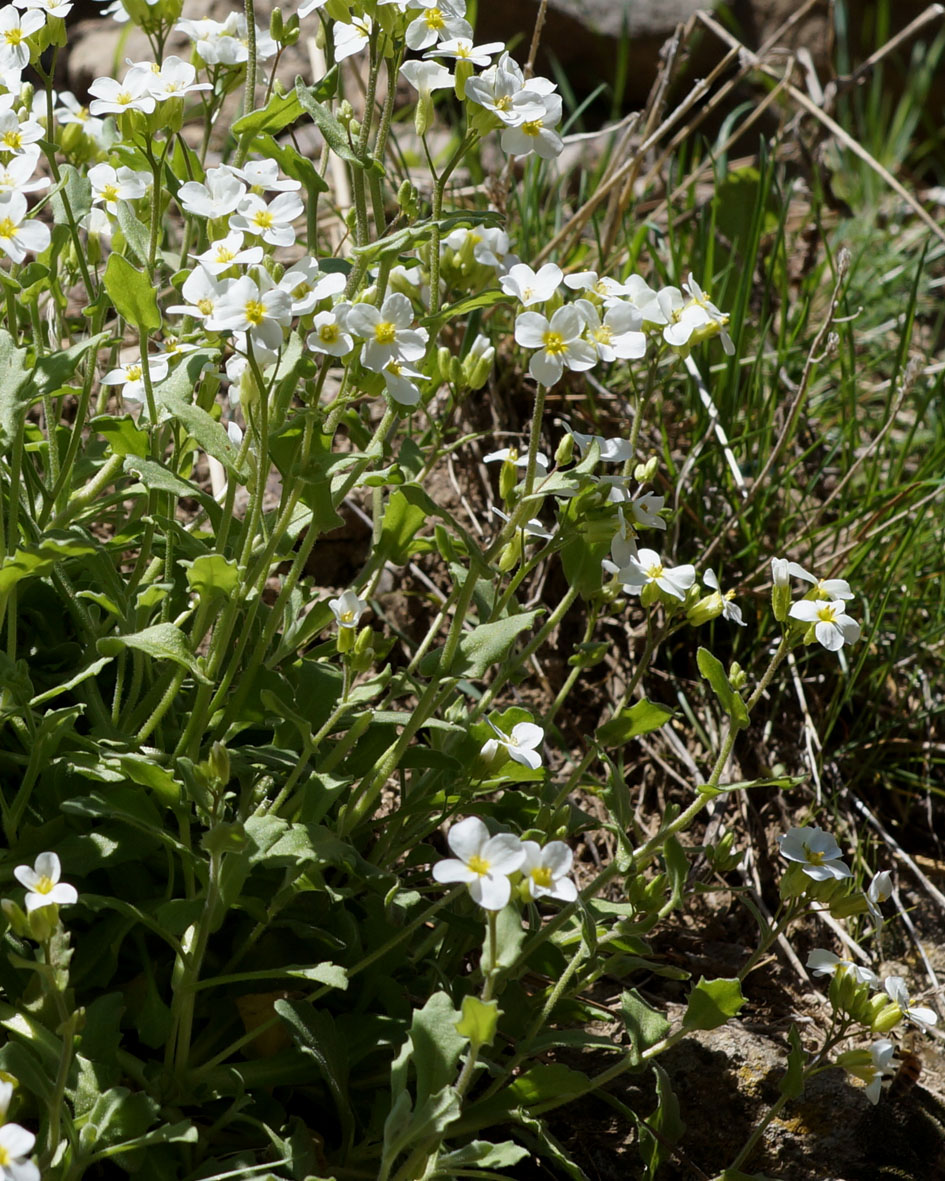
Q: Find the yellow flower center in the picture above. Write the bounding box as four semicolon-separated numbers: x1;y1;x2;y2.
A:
816;604;838;623
806;848;825;865
467;854;490;876
646;563;664;580
424;8;444;29
455;45;471;58
214;246;235;262
494;95;512;111
101;183;120;203
374;321;397;345
521;119;543;137
116;90;134;106
34;873;55;894
593;325;613;345
339;609;355;624
197;297;214;315
0;1145;11;1166
252;209;274;229
386;360;403;377
319;323;339;344
541;330;567;356
244;300;266;325
2;131;22;150
530;866;552;889
292;281;311;299
126;364;142;382
0;216;17;239
5;29;23;45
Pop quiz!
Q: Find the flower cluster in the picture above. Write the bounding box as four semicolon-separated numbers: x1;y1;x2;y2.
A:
771;557;861;651
433;817;577;910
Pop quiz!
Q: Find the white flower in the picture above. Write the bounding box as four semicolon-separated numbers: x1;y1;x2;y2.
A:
191;231;263;276
514;305;597;386
13;852;78;913
884;976;939;1029
329;589;366;628
867;870;893;922
14;0;72;17
844;1040;897;1104
563;270;633;302
520;840;578;902
278;258;345;315
0;1123;39;1181
400;58;455;102
229;191;303;248
382;359;424;407
771;557;813;586
0;109;42;155
702;568;746;626
405;1;469;51
483;446;549;472
205;274;293;352
567;429;633;463
614;546;695;601
333;14;372;61
306;310;354;358
88;71;157;116
0;147;49;197
778;825;852;880
426;36;504;67
499;92;563;159
88;162;151;216
225;159;301;194
0;6;45;72
145;55;211;101
480;718;544;771
491;507;554;541
789;598;861;651
574;298;646;362
628;492;666;530
100;355;169;404
346;293;429;373
0;192;50;263
178;169;246;219
806;949;879;987
464;52;549;126
166;268;233;321
432;816;525;910
499;262;562;306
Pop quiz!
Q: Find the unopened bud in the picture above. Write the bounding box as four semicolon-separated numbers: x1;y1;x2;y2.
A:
497;536;523;572
555;433;574;466
870;1002;903;1035
686;592;723;628
729;661;747;690
771;557;792;622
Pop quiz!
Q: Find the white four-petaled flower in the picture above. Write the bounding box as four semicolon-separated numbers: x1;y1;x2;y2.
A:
480;718;544;770
432;816;525;910
778;825;852;880
13;852;78;913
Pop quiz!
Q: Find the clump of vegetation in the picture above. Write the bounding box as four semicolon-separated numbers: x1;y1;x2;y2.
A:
1;0;943;1177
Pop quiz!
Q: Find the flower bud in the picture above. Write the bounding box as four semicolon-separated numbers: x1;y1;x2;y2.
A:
415;91;433;137
728;661;747;690
461;335;494;390
208;741;230;787
870;1001;904;1035
349;626;375;671
634;456;658;483
686;592;724;628
29;905;58;943
771;557;792;622
453;59;474;101
1;898;30;938
499;457;519;503
497;536;523;572
270;5;284;41
555;433;574;467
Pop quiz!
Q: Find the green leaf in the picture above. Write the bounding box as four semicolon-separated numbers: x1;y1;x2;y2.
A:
116;200;151;267
268;420;344;532
181;554;239;599
276;1000;354;1151
296;76;377;171
155;352;248;478
103;252;161;333
85;1087;159;1149
779;1023;806;1100
619;989;671;1062
597;698;675;747
33;332;108;398
697;646;750;730
253;134;330;198
421;610;542;679
376;487;429;566
233;89;304;138
508;1062;589;1107
455;996;500;1047
0;530;99;592
437;1141;529;1170
122;456;219;520
0;328;32;454
682;976;746;1031
97;623;210;683
638;1063;683;1178
92;413;149;457
49;163;92;226
29;657;113;707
